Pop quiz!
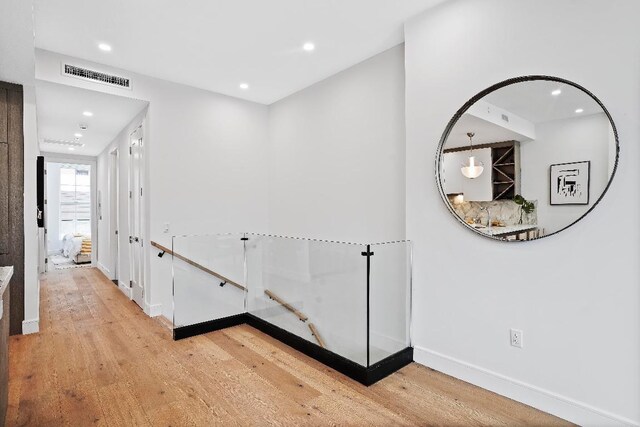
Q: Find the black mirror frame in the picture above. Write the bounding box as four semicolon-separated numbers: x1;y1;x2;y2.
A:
435;75;620;241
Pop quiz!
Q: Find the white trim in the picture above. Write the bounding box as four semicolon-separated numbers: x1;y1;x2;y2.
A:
108;148;119;284
144;302;162;318
413;346;639;427
118;280;132;299
128;126;146;310
22;318;39;335
97;261;111;279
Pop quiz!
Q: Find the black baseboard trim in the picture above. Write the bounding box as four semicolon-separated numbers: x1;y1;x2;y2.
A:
364;346;414;385
245;313;371;384
173;313;247;340
172;312;413;386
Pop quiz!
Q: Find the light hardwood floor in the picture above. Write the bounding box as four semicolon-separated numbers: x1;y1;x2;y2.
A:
7;268;571;426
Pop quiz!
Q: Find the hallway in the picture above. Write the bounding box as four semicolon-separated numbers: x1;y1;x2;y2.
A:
7;268;569;426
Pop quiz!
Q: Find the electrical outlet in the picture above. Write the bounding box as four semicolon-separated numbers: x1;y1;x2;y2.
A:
510;329;523;348
163;222;170;233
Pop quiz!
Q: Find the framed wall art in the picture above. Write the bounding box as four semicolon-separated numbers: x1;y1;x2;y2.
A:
550;160;590;205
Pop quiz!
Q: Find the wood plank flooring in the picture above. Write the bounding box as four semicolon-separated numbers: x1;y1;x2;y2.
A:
7;268;571;426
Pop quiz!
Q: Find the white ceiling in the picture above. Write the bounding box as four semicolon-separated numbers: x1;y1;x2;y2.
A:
445;80;606;148
36;81;148;156
484;80;602;124
444;114;524;149
33;0;445;105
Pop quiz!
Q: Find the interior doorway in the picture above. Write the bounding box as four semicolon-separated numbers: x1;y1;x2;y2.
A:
129;126;144;309
44;160;96;271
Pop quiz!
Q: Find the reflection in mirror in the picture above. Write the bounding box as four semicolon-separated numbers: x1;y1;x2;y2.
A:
437;77;618;241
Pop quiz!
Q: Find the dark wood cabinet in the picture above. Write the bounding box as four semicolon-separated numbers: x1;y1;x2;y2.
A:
0;81;24;336
491;141;520;200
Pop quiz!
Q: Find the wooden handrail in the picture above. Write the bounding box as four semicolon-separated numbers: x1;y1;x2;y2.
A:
307;323;326;348
151;240;326;348
150;241;247;292
264;289;327;348
264;289;308;322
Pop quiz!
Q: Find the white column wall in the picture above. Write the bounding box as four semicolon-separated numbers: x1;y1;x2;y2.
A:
267;45;406;243
405;1;640;425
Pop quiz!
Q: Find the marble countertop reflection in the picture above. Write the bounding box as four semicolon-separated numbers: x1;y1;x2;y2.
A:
0;266;13;320
471;224;538;237
0;266;12;296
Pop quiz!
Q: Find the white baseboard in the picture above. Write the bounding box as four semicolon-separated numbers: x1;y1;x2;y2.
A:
22;318;39;335
97;262;111;279
118;281;132;299
413;346;638;427
144;301;162;318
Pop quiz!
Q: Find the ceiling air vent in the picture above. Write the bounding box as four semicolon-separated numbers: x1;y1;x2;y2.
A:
63;64;131;89
43;138;85;148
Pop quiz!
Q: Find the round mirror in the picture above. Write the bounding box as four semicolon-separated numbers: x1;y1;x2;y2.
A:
436;76;618;241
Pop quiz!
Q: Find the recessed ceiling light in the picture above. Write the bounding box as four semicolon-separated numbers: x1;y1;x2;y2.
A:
74;133;83;138
98;43;112;52
82;111;93;117
68;147;75;151
303;42;315;52
575;108;584;113
239;83;249;90
551;89;562;96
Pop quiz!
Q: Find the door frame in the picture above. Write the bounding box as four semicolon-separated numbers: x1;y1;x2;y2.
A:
37;156;46;274
109;147;119;284
42;153;98;269
128;125;145;309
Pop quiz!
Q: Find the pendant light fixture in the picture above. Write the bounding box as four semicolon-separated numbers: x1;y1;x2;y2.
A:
461;132;484;179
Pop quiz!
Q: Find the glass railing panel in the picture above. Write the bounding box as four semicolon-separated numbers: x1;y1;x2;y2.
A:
245;234;368;366
172;233;246;329
368;241;412;365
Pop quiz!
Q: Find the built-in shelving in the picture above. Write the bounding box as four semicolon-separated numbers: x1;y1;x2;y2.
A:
491;142;520;200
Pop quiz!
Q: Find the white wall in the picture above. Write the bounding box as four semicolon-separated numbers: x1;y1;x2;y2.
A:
36;49;271;320
0;0;34;87
405;1;639;425
521;113;611;235
45;162;62;253
96;147;109;273
38;41;406;326
146;85;269;319
467;100;536;141
96;108;147;292
1;0;40;334
267;45;406;243
265;46;408;364
22;86;40;334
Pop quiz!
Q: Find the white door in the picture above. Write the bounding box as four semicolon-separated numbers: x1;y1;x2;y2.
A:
109;149;119;283
129;128;144;308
